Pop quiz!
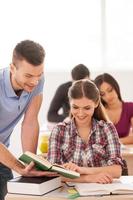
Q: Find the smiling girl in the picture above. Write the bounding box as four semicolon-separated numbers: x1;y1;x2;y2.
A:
47;80;124;183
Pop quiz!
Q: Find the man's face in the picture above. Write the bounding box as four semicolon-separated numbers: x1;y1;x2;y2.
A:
10;59;44;92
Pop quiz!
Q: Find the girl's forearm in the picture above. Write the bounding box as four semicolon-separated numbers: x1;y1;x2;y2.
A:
80;165;122;178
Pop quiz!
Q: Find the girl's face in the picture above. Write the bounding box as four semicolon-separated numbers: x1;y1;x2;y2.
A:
70;97;98;126
99;82;119;105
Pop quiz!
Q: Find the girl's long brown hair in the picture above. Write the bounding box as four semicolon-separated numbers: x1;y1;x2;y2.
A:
68;79;109;121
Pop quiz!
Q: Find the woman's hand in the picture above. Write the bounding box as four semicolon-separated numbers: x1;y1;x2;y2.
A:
62;162;90;174
62;162;82;173
61;172;113;184
85;173;113;184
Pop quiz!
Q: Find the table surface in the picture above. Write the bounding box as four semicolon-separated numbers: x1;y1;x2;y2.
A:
5;194;133;200
121;144;133;155
5;176;133;200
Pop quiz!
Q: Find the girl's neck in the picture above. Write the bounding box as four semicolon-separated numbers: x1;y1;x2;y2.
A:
76;119;91;129
76;120;92;142
106;100;122;110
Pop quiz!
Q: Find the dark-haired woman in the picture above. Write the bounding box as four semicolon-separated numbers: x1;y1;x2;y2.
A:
94;73;133;145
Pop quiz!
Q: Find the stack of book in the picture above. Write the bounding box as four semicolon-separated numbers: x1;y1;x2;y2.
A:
7;151;80;196
7;176;61;195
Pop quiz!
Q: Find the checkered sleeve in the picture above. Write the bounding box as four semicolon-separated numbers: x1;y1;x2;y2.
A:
47;124;64;164
105;122;124;167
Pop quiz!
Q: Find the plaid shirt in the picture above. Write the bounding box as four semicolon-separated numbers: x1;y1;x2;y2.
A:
47;118;123;168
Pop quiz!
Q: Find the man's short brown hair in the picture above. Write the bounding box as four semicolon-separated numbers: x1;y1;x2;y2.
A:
12;40;45;66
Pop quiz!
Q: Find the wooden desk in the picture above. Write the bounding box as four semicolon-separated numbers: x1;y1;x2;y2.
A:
5;194;133;200
121;145;133;175
5;176;133;200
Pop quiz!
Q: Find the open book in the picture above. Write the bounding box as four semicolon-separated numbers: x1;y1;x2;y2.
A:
19;151;80;179
74;179;133;196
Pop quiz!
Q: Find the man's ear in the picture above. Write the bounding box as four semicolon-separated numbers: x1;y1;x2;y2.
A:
10;63;16;74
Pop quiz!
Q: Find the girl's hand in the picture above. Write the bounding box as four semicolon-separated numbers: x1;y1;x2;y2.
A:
62;162;82;173
85;173;113;184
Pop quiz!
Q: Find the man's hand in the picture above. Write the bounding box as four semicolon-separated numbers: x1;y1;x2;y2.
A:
20;162;58;177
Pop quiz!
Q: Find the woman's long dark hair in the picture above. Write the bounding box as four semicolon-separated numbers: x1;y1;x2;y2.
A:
94;73;122;106
68;79;109;121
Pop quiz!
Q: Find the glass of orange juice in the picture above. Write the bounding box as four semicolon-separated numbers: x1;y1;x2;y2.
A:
39;134;49;153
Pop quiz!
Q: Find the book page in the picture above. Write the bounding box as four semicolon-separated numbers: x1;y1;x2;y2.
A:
53;163;66;169
23;151;52;169
36;155;52;168
51;165;80;178
119;176;133;184
75;180;133;196
75;183;109;196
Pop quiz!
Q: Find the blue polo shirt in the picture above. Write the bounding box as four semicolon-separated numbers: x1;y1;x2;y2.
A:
0;67;44;147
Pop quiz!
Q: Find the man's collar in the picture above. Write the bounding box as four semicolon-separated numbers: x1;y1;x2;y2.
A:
4;68;28;97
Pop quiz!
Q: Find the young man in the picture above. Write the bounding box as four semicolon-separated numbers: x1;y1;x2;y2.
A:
0;40;53;200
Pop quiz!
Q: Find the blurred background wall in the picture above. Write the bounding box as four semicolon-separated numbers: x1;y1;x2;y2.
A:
0;0;133;159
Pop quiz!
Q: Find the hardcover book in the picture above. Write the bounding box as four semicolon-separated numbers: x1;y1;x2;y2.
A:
19;151;80;179
7;176;61;196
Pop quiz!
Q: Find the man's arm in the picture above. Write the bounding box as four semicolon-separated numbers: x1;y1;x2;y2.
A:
0;143;25;173
0;143;57;177
21;94;43;153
